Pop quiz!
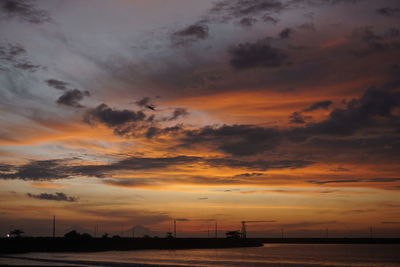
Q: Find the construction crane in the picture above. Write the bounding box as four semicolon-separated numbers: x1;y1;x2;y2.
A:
241;220;276;238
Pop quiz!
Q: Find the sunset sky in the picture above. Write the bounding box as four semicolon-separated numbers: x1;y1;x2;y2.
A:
0;0;399;238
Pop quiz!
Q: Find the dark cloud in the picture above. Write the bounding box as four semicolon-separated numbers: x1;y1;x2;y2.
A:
381;221;400;224
145;125;182;139
13;61;41;71
174;24;209;39
198;197;208;200
27;192;77;202
262;15;279;24
279;28;292;39
228;40;288;70
209;0;284;22
103;178;159;188
46;79;69;90
207;0;362;24
0;0;51;24
376;7;400;17
0;159;72;181
0;164;13;172
84;103;146;128
0;42;40;72
301;87;400;136
233;172;264;178
0;155;313;182
145;127;161;139
72;156;201;178
181;124;281;156
57;89;90;108
289;100;335;124
237;17;258;27
0;43;26;58
308;179;363;185
206;158;313;171
172;24;209;46
0;156;200;181
303;100;333;112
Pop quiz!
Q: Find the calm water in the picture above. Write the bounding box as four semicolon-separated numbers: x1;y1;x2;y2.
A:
1;244;400;266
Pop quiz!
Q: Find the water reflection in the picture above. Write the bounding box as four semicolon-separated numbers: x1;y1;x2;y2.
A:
1;244;400;266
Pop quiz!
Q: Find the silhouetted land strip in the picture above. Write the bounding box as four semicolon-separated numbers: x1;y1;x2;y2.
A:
254;238;400;244
0;237;262;254
1;237;399;254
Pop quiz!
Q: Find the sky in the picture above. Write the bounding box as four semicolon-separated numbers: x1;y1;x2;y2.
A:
0;0;399;238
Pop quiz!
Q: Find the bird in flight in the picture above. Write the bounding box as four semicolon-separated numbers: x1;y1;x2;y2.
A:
146;104;156;111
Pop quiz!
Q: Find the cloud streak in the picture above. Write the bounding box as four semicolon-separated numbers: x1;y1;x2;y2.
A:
27;192;77;202
0;42;40;72
57;89;90;108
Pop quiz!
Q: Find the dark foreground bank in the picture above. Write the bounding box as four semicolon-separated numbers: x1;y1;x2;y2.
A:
0;237;262;254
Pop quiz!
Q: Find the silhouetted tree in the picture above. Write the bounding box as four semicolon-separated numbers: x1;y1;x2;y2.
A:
165;232;174;239
81;233;92;239
64;230;81;239
101;233;109;238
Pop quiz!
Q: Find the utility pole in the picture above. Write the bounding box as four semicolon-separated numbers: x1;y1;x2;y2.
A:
370;227;373;239
52;215;56;238
215;221;218;239
94;224;98;238
281;227;284;239
326;228;329;239
174;220;177;238
132;226;135;239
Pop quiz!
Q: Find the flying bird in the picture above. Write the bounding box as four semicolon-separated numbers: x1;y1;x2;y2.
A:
146;104;156;111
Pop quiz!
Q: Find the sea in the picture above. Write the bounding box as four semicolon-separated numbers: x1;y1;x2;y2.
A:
1;244;399;266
